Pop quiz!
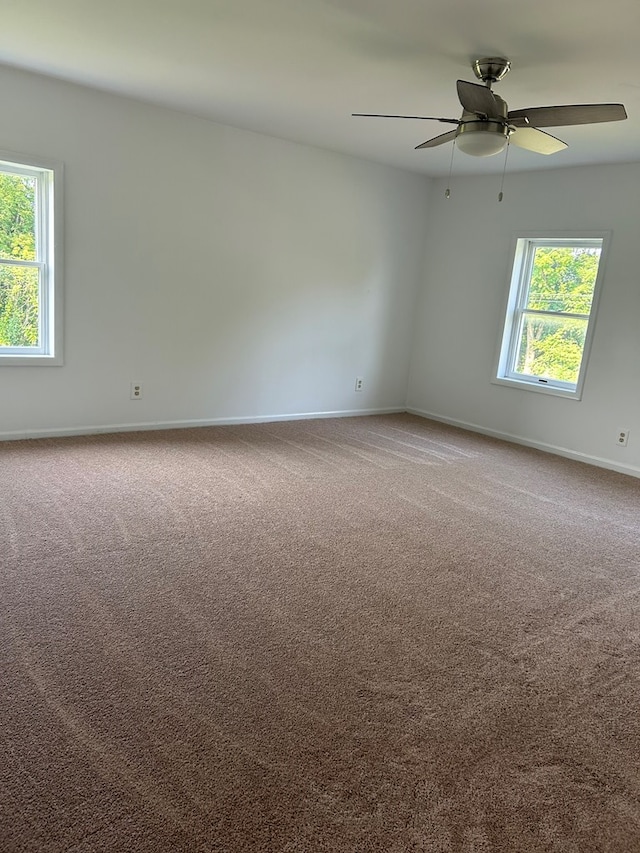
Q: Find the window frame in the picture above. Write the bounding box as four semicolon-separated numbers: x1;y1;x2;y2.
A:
493;231;610;400
0;151;63;366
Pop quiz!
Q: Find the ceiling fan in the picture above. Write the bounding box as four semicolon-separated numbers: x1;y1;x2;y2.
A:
353;58;627;157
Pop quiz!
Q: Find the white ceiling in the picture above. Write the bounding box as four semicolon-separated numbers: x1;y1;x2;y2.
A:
1;0;639;176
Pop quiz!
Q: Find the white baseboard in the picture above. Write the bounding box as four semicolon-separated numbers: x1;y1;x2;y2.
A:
0;406;405;442
6;407;638;479
407;407;640;480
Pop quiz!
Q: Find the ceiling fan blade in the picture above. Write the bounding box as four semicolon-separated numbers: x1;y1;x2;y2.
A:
456;80;501;118
352;113;460;124
508;103;627;128
415;129;459;150
509;126;568;155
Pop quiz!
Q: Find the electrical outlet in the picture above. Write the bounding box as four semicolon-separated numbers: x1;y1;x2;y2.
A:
616;428;629;447
354;376;364;392
130;382;143;400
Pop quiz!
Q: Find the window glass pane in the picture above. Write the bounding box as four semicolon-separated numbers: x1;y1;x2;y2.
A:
526;246;601;314
0;264;40;347
514;312;588;385
0;172;37;262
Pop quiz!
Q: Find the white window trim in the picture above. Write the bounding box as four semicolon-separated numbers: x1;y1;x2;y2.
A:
493;230;610;400
0;150;64;366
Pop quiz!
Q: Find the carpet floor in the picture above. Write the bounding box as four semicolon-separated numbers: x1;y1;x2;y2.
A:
1;413;640;852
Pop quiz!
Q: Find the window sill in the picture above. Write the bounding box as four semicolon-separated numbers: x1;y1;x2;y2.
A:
0;354;63;366
492;376;582;400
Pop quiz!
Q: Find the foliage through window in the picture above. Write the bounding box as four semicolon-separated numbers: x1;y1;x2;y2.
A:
495;234;607;398
0;154;61;364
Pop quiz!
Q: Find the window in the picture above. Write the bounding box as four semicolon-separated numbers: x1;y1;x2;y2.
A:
0;153;62;365
495;233;608;398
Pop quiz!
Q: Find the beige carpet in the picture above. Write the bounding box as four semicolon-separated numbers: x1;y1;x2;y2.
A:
1;414;640;852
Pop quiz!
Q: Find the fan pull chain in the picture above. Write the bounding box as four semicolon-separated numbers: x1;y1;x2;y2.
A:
498;141;511;202
445;140;456;199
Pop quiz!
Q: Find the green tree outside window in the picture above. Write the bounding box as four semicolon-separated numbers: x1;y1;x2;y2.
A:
0;172;39;347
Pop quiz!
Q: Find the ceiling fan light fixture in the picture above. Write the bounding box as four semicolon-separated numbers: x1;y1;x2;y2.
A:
456;121;509;157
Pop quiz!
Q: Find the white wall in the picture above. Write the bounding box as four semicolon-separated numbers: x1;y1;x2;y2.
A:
407;162;640;475
0;65;431;438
